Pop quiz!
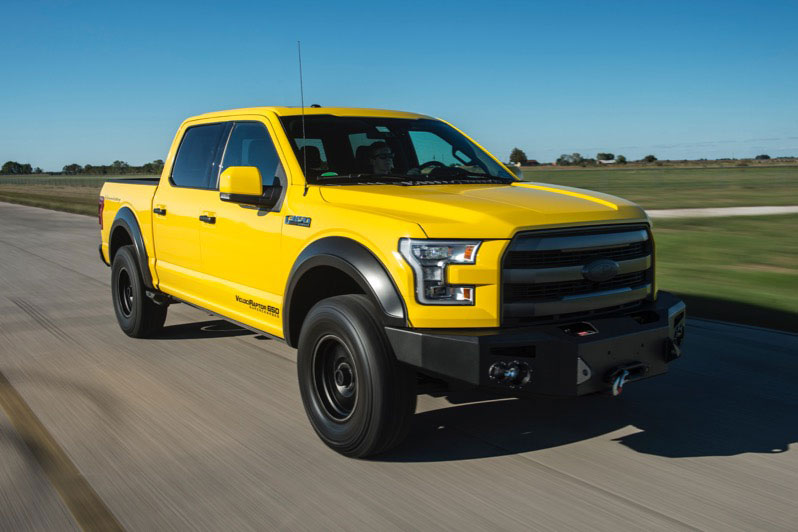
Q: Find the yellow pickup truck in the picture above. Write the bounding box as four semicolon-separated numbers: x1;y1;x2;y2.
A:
99;106;685;457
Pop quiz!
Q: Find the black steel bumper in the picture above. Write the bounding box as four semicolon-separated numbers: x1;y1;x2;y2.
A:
385;291;686;396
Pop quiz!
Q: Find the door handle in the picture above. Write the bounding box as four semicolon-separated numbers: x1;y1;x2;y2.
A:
153;207;166;215
199;214;216;224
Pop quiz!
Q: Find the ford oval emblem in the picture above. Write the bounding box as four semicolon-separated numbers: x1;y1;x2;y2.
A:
582;259;620;282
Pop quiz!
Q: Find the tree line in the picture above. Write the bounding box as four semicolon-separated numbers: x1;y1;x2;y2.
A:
508;148;776;166
1;160;164;175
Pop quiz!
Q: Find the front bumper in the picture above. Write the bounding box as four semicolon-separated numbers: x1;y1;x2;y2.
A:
385;291;686;396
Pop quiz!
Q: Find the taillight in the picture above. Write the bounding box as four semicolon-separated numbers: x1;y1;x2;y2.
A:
98;196;105;229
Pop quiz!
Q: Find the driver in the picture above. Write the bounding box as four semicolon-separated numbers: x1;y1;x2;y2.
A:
368;142;395;175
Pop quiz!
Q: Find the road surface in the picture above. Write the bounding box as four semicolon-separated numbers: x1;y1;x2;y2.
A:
646;205;798;218
1;202;796;531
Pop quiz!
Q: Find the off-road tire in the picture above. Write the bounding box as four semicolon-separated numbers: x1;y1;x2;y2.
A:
111;245;167;338
297;294;417;458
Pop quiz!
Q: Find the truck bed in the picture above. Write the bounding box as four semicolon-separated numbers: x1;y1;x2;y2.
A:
106;177;160;185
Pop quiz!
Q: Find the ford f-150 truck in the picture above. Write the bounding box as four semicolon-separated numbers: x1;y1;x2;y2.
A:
99;107;686;457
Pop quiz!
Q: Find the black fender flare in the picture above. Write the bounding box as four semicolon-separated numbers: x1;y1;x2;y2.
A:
109;207;154;289
283;237;407;346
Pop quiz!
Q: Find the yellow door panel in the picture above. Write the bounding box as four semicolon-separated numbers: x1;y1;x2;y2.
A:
198;118;286;335
151;183;205;293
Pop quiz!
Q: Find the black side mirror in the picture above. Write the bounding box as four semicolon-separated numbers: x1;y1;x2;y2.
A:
221;183;282;209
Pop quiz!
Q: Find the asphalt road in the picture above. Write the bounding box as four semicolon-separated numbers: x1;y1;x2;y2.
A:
646;205;798;218
1;202;796;531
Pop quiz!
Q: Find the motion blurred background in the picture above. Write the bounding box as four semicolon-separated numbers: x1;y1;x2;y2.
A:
2;0;795;330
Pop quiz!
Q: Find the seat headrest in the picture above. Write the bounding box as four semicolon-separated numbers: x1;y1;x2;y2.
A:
299;145;322;168
355;145;373;172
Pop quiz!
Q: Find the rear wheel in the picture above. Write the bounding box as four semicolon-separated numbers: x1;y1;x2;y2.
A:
297;294;416;458
111;245;167;338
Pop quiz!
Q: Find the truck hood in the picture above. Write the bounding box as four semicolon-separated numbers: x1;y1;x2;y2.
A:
319;182;648;239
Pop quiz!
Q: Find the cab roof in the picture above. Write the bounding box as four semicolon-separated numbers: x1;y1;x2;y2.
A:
189;106;432;121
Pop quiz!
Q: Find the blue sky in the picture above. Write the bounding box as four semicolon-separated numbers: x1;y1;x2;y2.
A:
1;0;796;170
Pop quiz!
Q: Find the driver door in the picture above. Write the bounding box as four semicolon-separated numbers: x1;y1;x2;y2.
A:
198;119;287;337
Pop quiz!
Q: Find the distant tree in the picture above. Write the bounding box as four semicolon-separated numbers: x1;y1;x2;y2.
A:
615;155;627;164
33;166;43;174
597;152;615;161
62;163;83;175
509;148;528;165
643;154;657;163
21;163;32;174
111;160;130;174
755;154;770;160
2;161;23;174
556;152;585;166
142;159;165;175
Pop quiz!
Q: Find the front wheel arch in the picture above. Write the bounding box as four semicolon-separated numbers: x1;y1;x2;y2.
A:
283;237;407;347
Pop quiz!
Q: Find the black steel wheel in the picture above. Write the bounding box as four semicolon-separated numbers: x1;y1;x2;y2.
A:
297;294;416;458
117;268;135;317
313;334;358;421
111;245;167;338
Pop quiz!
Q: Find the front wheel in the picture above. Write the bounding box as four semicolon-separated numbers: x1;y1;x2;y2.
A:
111;245;167;338
297;294;416;458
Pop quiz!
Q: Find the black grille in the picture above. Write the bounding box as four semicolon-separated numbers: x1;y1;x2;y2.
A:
506;241;646;269
501;224;654;325
504;271;646;302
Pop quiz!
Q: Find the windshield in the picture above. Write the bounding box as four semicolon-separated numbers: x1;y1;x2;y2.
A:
279;115;515;185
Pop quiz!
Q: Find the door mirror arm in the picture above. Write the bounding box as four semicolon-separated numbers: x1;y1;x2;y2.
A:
220;184;282;209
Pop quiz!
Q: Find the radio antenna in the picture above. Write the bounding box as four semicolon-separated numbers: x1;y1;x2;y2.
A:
298;40;308;196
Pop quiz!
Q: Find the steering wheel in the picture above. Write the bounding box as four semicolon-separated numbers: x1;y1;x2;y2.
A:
419;161;447;171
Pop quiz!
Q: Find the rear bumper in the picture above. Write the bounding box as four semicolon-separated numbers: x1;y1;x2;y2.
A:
385;291;686;396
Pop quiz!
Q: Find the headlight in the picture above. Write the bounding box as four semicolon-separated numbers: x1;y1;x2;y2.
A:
399;239;481;305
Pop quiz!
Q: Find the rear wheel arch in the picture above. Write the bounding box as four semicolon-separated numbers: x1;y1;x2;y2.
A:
283;237;407;347
109;207;153;289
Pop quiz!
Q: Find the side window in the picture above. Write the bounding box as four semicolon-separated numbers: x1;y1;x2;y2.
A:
171;123;226;188
408;131;460;166
221;122;282;187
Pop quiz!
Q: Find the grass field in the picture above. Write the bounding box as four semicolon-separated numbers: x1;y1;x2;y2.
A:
0;184;104;216
654;214;797;330
0;175;150;216
522;165;798;209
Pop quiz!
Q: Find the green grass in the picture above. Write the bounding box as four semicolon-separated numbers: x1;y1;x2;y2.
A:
521;165;798;210
0;184;103;216
654;214;798;328
0;175;156;216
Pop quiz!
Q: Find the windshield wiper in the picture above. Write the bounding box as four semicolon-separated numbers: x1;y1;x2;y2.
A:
414;171;513;184
418;166;514;182
314;173;414;185
314;172;511;186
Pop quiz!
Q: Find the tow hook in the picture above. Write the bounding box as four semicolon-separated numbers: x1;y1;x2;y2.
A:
611;370;629;396
606;362;649;396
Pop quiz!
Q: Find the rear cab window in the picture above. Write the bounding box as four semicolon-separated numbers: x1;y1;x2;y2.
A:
171;123;228;189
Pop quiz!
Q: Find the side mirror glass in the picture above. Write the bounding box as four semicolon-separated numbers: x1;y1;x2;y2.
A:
219;166;281;208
